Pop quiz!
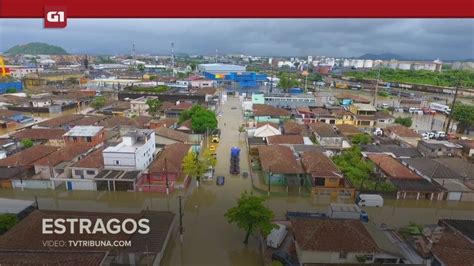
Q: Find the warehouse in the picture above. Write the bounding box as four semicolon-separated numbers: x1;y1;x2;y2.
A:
197;63;246;75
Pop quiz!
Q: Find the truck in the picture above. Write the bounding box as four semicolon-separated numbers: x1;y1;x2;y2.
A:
430;103;451;115
266;223;288;249
356;194;384;207
327;203;369;222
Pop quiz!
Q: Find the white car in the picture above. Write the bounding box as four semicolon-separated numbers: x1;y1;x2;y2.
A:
420;132;430;140
373;128;383;136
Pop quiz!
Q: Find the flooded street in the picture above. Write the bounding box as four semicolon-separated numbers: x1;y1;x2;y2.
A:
0;96;473;265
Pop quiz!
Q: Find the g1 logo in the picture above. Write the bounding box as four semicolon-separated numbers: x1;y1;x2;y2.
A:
44;6;67;28
47;11;65;23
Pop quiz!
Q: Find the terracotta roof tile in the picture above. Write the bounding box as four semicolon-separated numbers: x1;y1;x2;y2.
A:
258;145;303;174
301;151;341;178
335;124;361;136
253;104;291;117
367;154;421;180
10;128;66;140
386;125;421;138
149;143;191;174
309;122;338;138
292;219;379;253
0;145;58;167
37;114;84;128
34;145;93;166
71;147;104;169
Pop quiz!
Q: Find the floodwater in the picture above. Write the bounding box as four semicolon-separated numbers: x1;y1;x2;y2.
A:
0;96;473;266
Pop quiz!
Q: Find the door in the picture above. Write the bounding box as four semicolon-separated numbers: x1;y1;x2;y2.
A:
66;181;73;190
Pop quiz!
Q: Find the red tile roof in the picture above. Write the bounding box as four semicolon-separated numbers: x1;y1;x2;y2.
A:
431;230;474;265
253;104;291;117
155;127;189;143
335;124;361;136
386;125;421;138
10;128;66;140
258;145;303;174
301;151;342;178
71;147;104;169
37;114;84;128
0;145;59;167
149;143;191;174
367;154;421;180
292;219;379;253
282;121;306;135
34;145;93;166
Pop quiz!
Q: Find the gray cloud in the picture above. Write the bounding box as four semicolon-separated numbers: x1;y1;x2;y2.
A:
0;19;473;59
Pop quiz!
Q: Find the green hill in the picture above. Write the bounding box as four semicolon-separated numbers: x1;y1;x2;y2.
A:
4;42;68;55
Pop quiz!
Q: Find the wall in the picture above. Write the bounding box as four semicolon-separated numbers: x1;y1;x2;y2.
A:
70;167;99;179
66;180;96;190
12;179;53;190
64;130;104;147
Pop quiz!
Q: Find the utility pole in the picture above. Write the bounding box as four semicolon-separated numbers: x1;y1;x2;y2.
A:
445;78;461;133
178;195;184;243
267;166;272;196
164;158;169;195
215;49;218;63
270;63;274;94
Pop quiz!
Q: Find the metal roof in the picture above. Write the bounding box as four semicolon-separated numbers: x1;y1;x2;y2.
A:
0;198;34;214
64;126;104;137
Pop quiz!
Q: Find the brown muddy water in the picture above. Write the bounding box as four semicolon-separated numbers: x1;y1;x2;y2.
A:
0;97;473;266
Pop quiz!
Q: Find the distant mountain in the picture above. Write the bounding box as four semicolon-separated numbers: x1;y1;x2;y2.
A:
358;53;404;60
4;42;68;55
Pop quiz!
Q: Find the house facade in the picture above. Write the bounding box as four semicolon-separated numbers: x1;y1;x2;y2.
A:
63;126;105;147
103;129;156;171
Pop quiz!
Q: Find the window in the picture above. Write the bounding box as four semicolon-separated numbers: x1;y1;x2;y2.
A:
114;160;120;165
73;137;78;142
86;137;92;143
86;170;95;175
74;170;83;176
339;252;347;259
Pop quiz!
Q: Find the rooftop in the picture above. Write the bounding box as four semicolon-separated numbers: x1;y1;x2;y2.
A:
292;218;379;253
64;126;104;137
10;128;66;140
362;144;422;158
0;145;58;167
385;125;421;138
366;154;421;180
353;103;377;112
390;179;441;192
258;145;304;174
267;135;304;145
37;114;84;128
155;127;189;143
70;148;104;169
419;139;462;149
309;122;339;138
94;170;140;180
433;178;472;192
335;124;361;136
253;104;291;117
435;157;474;179
402;157;463;179
149;143;191;174
34;145;93;167
301;151;342;178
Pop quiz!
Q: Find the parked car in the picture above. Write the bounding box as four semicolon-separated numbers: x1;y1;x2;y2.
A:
271;251;299;266
409;108;423;115
434;131;446;139
420;132;430;140
209;145;216;151
216;176;225;186
422;107;436;115
356;194;384;207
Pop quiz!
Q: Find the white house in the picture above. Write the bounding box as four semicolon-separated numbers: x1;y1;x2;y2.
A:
103;129;156;171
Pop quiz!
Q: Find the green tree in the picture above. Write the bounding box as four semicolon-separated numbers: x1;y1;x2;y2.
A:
0;214;18;235
333;147;395;192
146;98;162;118
452;103;474;134
5;88;17;93
394;117;413;127
191;108;218;134
225;191;276;244
277;73;300;91
91;96;106;110
21;138;33;148
148;75;157;81
377;91;389;97
182;150;211;187
238;125;246;137
137;64;145;72
351;133;372;145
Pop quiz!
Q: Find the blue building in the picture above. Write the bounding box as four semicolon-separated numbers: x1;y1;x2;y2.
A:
204;72;267;88
0;81;23;94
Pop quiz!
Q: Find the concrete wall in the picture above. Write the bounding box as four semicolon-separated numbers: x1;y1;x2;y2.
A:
70;167;99;179
12;179;54;190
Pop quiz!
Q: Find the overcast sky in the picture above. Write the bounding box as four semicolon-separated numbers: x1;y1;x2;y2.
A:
0;19;473;59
